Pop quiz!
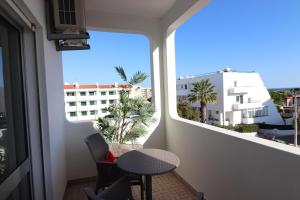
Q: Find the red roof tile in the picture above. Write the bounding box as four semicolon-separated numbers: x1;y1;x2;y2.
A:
64;84;132;89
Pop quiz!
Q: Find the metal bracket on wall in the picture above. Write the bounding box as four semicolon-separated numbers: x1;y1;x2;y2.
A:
45;0;90;51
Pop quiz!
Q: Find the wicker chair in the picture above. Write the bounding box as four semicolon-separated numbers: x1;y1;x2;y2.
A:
84;176;134;200
84;133;144;199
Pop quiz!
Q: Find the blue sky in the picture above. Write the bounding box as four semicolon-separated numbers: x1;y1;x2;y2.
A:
63;0;300;88
62;32;151;87
175;0;300;88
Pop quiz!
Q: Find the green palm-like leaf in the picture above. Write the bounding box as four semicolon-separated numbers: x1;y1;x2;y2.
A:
187;79;217;123
98;67;154;143
188;79;217;104
115;66;127;82
129;71;148;85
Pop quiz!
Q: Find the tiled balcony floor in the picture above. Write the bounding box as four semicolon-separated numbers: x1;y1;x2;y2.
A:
64;173;197;200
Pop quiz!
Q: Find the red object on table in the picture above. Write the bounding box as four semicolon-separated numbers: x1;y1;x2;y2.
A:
104;150;117;162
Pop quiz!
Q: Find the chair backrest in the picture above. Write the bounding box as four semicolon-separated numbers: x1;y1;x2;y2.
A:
84;133;109;162
84;176;131;200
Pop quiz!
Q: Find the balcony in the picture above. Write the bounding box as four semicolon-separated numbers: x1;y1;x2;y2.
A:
232;102;262;110
2;0;300;200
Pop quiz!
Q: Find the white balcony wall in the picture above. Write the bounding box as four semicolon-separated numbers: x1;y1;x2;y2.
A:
163;1;300;200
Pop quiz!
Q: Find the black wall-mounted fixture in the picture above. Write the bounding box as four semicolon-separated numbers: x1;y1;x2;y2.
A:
45;0;90;51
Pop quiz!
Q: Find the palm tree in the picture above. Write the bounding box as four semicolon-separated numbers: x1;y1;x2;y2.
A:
97;66;155;144
188;79;217;123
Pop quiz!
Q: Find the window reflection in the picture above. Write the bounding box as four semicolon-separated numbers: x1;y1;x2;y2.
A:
0;47;6;176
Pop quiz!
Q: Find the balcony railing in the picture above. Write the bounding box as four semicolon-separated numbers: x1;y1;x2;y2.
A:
232;102;262;110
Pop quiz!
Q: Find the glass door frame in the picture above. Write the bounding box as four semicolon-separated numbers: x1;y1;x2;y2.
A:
0;5;46;200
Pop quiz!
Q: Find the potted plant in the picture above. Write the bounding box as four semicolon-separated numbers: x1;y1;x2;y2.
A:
97;66;155;144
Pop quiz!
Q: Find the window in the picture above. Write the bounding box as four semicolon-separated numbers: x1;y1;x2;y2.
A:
102;109;107;113
109;100;114;104
242;107;268;118
236;95;244;104
90;101;96;105
101;91;106;96
69;112;76;117
109;91;115;95
66;92;75;96
89;91;96;96
81;101;87;106
81;111;87;116
80;92;86;96
90;110;97;115
240;95;244;104
101;100;106;104
184;84;187;90
69;102;76;106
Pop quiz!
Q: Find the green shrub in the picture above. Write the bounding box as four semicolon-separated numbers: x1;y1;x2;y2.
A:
235;124;258;133
212;123;258;133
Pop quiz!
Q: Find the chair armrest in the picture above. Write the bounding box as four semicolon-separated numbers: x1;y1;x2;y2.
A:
84;187;99;200
98;176;131;199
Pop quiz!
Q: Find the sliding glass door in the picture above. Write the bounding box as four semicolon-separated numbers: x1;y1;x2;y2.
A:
0;15;32;200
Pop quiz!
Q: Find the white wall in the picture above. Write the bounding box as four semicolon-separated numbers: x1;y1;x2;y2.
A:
64;121;97;180
15;0;67;199
163;1;300;199
166;118;300;200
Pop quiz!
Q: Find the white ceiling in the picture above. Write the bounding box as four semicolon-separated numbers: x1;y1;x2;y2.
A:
85;0;177;18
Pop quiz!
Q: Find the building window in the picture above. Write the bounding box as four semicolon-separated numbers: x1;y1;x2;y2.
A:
89;91;96;96
109;91;115;95
80;92;86;96
109;100;114;104
69;102;76;106
81;111;87;116
236;95;244;104
69;112;76;117
234;81;237;87
66;92;75;96
101;100;107;104
90;101;96;105
81;101;87;106
242;107;268;118
184;84;187;90
90;110;97;115
101;91;106;96
102;109;107;113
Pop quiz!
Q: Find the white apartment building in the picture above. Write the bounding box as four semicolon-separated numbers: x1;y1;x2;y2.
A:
177;69;284;126
64;83;151;121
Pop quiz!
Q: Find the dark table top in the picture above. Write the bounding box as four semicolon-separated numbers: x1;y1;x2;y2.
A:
117;149;180;176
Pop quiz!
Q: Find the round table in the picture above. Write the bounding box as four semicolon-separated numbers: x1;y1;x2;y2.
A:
117;149;180;200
